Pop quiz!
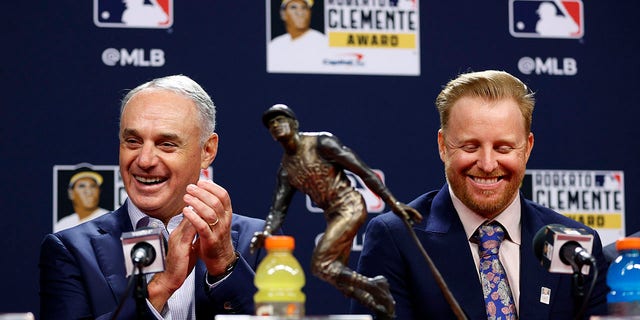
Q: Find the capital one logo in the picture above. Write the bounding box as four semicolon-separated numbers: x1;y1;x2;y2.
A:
509;0;583;39
94;0;173;29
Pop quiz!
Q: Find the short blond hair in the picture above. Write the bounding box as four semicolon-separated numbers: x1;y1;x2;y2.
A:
435;70;535;133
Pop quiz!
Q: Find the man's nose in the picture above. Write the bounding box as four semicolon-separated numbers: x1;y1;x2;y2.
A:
137;143;158;168
476;148;498;173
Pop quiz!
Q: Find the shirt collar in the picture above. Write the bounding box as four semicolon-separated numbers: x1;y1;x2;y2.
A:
448;185;522;246
126;199;184;235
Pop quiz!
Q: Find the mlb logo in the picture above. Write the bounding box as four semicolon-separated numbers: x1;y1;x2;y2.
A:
94;0;173;29
509;0;583;39
595;173;624;190
305;170;386;214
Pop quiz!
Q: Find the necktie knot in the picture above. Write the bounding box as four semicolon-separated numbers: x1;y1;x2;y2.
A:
477;222;506;258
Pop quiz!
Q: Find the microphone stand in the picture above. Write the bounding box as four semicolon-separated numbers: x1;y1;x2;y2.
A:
567;251;599;320
572;270;586;320
571;270;586;308
400;217;468;320
134;264;149;319
566;253;588;320
570;262;596;320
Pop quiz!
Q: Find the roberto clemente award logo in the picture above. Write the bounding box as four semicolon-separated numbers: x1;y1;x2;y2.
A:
266;0;421;75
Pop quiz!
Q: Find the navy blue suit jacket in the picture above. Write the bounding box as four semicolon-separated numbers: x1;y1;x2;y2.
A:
350;185;608;319
39;205;267;319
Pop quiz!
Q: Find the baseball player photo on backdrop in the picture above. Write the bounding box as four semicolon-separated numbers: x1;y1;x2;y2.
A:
267;0;328;73
53;166;117;232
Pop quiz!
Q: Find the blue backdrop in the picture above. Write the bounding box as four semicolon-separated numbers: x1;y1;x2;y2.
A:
2;0;639;317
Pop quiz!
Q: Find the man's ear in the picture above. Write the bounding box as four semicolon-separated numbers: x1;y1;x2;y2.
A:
524;132;534;161
437;129;446;162
201;133;219;168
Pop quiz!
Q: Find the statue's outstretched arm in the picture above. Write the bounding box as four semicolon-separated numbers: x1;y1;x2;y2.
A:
317;134;423;223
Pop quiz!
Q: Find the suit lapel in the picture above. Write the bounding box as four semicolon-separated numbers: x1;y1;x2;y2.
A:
91;207;134;302
518;201;561;318
417;187;486;319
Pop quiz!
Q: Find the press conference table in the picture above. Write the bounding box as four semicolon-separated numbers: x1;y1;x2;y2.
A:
216;316;372;320
217;315;640;319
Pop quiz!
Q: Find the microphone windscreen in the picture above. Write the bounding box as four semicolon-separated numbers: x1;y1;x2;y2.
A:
532;224;565;262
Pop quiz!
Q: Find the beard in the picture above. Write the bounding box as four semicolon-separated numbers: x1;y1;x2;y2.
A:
445;166;525;219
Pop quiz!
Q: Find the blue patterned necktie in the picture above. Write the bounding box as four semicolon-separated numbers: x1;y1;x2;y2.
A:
477;222;517;320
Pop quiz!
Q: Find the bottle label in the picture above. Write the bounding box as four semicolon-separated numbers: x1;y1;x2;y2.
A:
609;301;640;316
255;302;305;317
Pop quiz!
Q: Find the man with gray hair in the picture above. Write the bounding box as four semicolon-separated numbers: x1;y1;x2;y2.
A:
40;75;267;319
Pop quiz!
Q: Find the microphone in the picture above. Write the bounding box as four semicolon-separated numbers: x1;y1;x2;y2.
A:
131;241;156;267
121;227;166;276
532;224;595;275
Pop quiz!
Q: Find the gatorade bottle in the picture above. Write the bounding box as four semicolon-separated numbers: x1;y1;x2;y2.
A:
254;235;306;317
608;237;640;316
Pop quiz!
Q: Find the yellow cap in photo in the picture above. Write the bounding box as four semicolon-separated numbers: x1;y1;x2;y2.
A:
281;0;313;8
69;171;103;188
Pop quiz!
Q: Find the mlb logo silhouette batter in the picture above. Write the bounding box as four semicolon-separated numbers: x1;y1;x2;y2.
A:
94;0;173;28
509;0;583;38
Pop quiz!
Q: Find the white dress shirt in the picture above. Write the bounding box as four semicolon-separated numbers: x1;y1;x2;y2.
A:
127;200;196;320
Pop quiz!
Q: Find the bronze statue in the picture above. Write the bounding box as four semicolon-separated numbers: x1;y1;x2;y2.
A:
250;104;423;319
